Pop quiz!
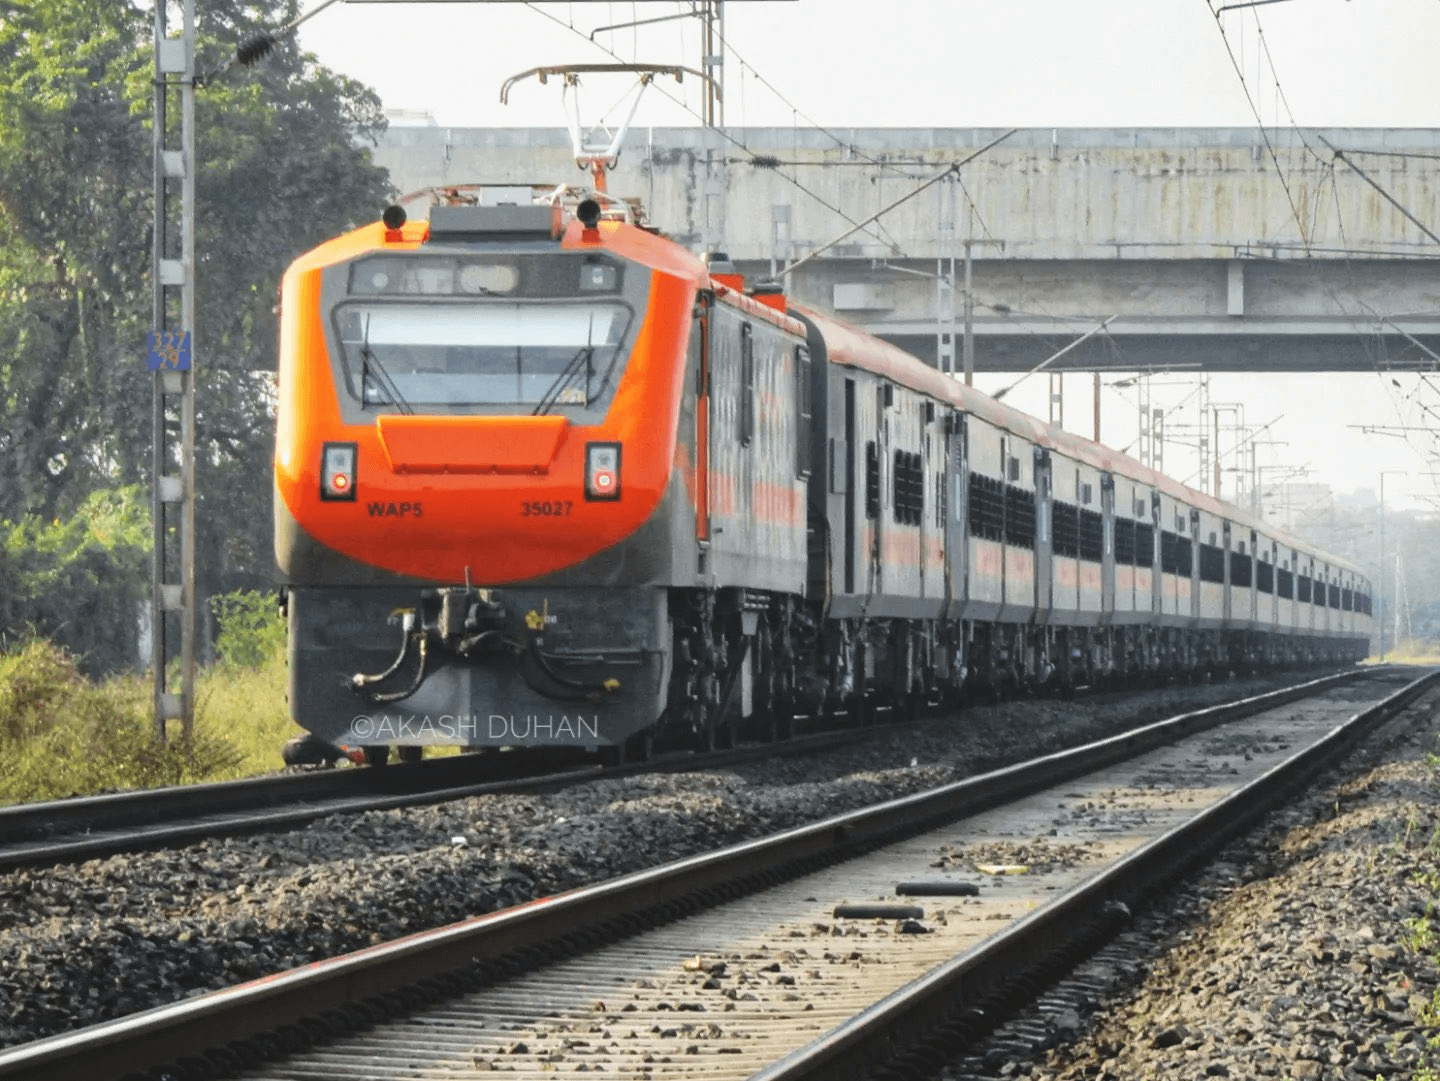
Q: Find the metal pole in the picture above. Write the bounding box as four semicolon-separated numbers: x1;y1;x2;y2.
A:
1137;375;1148;468
936;183;955;376
1374;468;1407;662
1198;377;1210;497
150;0;167;743
701;1;723;128
1249;440;1257;513
151;0;198;741
1093;371;1101;442
962;241;974;386
180;0;197;735
1213;407;1221;499
1380;472;1386;661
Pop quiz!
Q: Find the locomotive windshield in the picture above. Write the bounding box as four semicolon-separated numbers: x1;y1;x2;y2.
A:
334;302;628;408
330;252;636;411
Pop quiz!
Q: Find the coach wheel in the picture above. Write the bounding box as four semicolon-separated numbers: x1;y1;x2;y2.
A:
766;695;795;742
626;728;655;764
397;745;423;765
362;745;390;768
898;692;920;724
851;690;872;728
703;705;735;752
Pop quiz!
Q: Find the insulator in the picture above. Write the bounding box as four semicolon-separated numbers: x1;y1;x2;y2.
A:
236;32;277;67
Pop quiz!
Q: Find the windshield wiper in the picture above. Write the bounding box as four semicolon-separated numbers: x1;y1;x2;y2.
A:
359;314;414;415
532;344;595;416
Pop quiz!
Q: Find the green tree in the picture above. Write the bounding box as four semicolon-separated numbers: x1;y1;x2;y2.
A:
0;487;149;675
0;0;392;662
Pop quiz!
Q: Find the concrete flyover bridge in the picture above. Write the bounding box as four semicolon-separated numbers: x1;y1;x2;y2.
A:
374;124;1440;374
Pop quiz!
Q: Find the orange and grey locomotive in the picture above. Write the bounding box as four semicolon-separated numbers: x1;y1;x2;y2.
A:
274;188;1372;765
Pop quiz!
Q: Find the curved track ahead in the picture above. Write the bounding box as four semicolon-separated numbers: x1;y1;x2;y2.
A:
0;666;1424;1081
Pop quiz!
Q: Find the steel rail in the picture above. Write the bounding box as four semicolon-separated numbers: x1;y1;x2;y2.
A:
0;727;871;871
0;666;1401;1081
754;665;1440;1080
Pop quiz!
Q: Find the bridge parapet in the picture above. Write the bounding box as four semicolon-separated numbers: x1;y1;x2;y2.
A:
375;126;1440;372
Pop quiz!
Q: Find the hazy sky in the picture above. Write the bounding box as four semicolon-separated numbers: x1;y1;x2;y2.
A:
298;0;1440;511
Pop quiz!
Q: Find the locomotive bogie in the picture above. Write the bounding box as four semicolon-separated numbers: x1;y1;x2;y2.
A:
288;584;670;750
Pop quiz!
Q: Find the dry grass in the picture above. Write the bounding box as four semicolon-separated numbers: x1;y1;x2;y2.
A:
1377;640;1440;665
0;637;303;806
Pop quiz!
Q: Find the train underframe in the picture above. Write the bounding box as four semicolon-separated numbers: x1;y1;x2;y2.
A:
283;582;1368;766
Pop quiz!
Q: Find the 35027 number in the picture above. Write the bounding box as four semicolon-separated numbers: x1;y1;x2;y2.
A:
520;500;574;517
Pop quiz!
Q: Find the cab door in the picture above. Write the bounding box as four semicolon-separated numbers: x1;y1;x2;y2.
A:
692;298;711;552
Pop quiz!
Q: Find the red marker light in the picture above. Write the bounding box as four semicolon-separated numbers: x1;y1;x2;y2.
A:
585;442;622;501
321;442;358;502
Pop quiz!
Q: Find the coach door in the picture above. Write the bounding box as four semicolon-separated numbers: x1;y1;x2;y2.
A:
1222;521;1233;625
944;411;968;613
1150;491;1164;617
1033;449;1053;622
843;379;857;596
1100;473;1115;622
872;383;890;596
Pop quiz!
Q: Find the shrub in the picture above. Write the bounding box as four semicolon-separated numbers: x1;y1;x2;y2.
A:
0;637;244;804
210;588;285;669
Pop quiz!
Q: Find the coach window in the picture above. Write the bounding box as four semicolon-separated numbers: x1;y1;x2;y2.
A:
740;323;755;446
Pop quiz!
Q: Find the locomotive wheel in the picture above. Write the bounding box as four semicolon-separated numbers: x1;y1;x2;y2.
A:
599;726;654;767
627;727;655;763
362;745;390;767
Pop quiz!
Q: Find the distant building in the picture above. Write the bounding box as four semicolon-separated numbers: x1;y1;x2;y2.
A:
384;109;438;127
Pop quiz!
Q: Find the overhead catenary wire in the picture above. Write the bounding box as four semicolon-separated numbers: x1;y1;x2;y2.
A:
1203;0;1440;498
1204;0;1313;252
783;130;1018;275
1317;135;1440;248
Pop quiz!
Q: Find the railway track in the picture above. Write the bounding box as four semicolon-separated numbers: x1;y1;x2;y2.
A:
0;665;1423;1081
0;729;866;872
